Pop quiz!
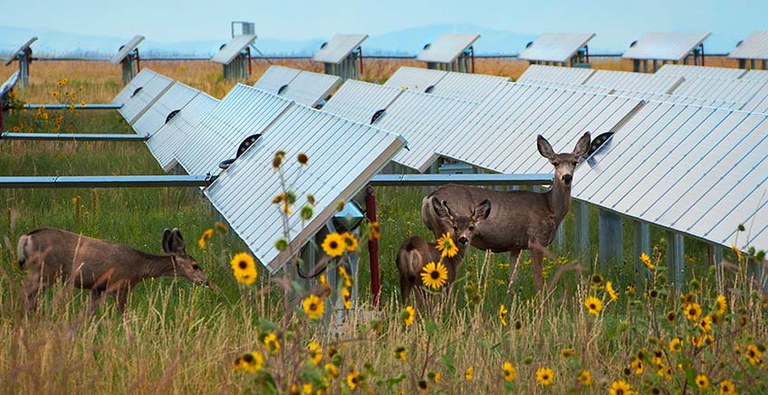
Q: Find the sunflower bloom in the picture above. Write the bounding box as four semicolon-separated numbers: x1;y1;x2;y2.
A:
577;370;592;385
264;332;280;354
684;303;702;321
322;232;345;257
308;342;322;366
325;363;339;378
230;252;257;285
699;315;713;332
499;304;508;327
696;374;710;389
338;265;353;287
746;344;763;365
341;232;358;252
536;367;554;386
585;296;603;316
234;351;264;373
501;361;516;382
435;233;459;258
302;294;325;320
609;380;632;395
198;228;214;249
347;370;362;390
394;346;406;361
606;281;619;301
560;348;575;358
641;252;654;269
669;338;683;353
716;295;727;315
403;306;415;327
341;287;351;310
630;358;643;375
719;379;736;394
731;244;743;261
420;261;448;290
464;366;473;381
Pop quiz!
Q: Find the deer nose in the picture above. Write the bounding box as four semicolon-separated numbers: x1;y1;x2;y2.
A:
458;236;469;245
562;174;573;184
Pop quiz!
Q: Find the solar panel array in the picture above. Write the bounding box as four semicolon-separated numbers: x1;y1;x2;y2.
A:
585;70;683;94
321;79;402;123
655;64;747;79
729;31;768;60
622;32;710;61
416;34;480;64
518;33;596;63
253;66;341;107
312;34;368;64
113;69;175;124
516;64;595;84
211;34;257;65
132;82;200;137
110;36;144;64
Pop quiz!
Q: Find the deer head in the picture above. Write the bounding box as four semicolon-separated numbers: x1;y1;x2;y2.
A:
162;228;210;286
431;198;492;247
537;132;591;188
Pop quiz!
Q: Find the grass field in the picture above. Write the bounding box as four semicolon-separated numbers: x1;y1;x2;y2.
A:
0;57;766;393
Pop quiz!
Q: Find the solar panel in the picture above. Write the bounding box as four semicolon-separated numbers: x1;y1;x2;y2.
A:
517;64;595;84
729;31;768;60
740;69;768;81
572;102;768;250
322;79;402;123
211;34;257;65
436;83;643;174
312;34;368;64
132;82;200;137
610;90;743;110
3;37;36;66
176;84;292;176
278;71;341;107
520;80;615;95
416;34;480;64
146;92;219;172
741;83;768;113
622;32;711;61
384;67;447;91
117;70;175;124
670;77;768;107
584;70;684;94
655;64;747;79
112;68;157;106
254;65;302;94
110;35;145;64
373;91;477;172
428;72;509;102
203;104;405;273
518;33;596;63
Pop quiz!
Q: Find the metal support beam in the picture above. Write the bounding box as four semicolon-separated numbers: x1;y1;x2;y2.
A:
0;175;214;188
1;132;147;141
23;103;122;110
573;200;589;260
667;231;685;290
633;221;650;289
598;209;623;271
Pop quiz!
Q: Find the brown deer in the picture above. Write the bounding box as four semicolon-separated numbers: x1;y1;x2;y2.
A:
17;227;210;314
397;198;491;307
422;133;591;291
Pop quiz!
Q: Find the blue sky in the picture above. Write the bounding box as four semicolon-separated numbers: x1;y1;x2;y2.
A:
1;0;766;53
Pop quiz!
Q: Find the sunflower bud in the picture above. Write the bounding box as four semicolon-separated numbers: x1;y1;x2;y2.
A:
300;205;314;221
297;153;309;165
275;238;289;251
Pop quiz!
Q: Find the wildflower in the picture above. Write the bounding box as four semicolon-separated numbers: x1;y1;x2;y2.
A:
308;342;322;366
302;294;325;320
591;274;604;287
403;306;415;327
435;232;458;258
420;261;448;290
341;287;351;310
691;335;705;348
746;344;763;365
577;369;592;385
347;370;362;390
560;348;575;358
417;380;428;393
630;358;643;375
536;367;554;386
499;304;508;327
325;363;339;378
302;383;312;394
230;252;257;285
501;361;516;381
641;253;654;269
606;281;619;301
609;380;632;395
322;232;345;257
716;295;727;315
666;311;676;322
669;338;683;353
464;366;473;381
428;371;440;383
272;150;285;168
514;320;523;330
585;296;603;316
657;365;672;380
684;303;702;321
275;238;289;251
297;153;309;165
649;289;659;298
696;373;710;389
264;332;280;354
719;379;736;394
198;228;214;249
234;351;264;373
698;315;713;332
394;346;406;361
680;292;695;308
369;221;380;240
341;232;358;252
300;204;313;220
51;91;59;97
731;244;743;261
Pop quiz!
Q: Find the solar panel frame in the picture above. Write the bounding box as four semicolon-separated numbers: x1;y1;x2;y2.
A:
3;37;37;66
517;64;595;84
118;71;175;125
203;104;405;273
416;34;480;64
211;34;257;65
383;67;447;91
322;79;403;123
312;34;368;64
729;31;768;60
670;77;768;107
622;32;711;61
131;82;200;137
518;33;596;63
110;35;145;64
655;64;747;79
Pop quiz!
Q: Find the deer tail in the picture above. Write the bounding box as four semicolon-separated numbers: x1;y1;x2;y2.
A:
399;248;424;283
17;234;31;269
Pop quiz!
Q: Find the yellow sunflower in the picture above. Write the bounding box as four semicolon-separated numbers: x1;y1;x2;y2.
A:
719;379;736;394
609;380;632;395
435;232;459;258
577;369;592;385
341;287;352;310
308;342;322;366
606;281;619;301
731;243;743;261
325;363;339;378
464;366;473;381
699;315;713;332
716;295;727;315
630;358;643;375
536;367;554;386
746;344;763;365
369;221;380;240
234;351;264;373
198;228;214;250
560;348;575;358
684;303;702;321
338;265;353;287
403;305;416;327
264;332;280;354
696;373;710;389
341;232;359;252
394;346;406;361
420;261;448;290
322;233;345;257
347;370;362;390
302;294;325;320
230;252;257;285
585;296;603;316
499;304;508;327
501;361;516;382
641;252;654;269
669;338;683;353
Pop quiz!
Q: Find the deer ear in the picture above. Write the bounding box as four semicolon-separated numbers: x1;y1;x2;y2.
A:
537;135;556;160
162;228;172;253
431;197;453;219
473;199;492;221
168;228;186;255
572;132;591;158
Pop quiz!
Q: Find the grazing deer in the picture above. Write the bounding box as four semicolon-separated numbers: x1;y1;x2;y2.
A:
17;227;209;314
422;133;591;291
397;198;491;307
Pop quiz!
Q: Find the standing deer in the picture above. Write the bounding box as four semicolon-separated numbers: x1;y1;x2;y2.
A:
17;227;210;314
397;198;491;307
422;133;591;291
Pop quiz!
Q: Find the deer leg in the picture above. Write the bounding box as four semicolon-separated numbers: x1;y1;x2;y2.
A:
23;274;43;314
399;274;411;306
87;288;105;315
531;248;544;291
507;250;522;292
114;287;130;315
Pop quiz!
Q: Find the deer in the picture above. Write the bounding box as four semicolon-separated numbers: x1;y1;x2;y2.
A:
422;132;591;291
397;198;491;308
17;227;210;314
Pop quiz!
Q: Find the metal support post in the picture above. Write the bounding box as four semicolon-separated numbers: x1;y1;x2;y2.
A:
598;209;623;272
